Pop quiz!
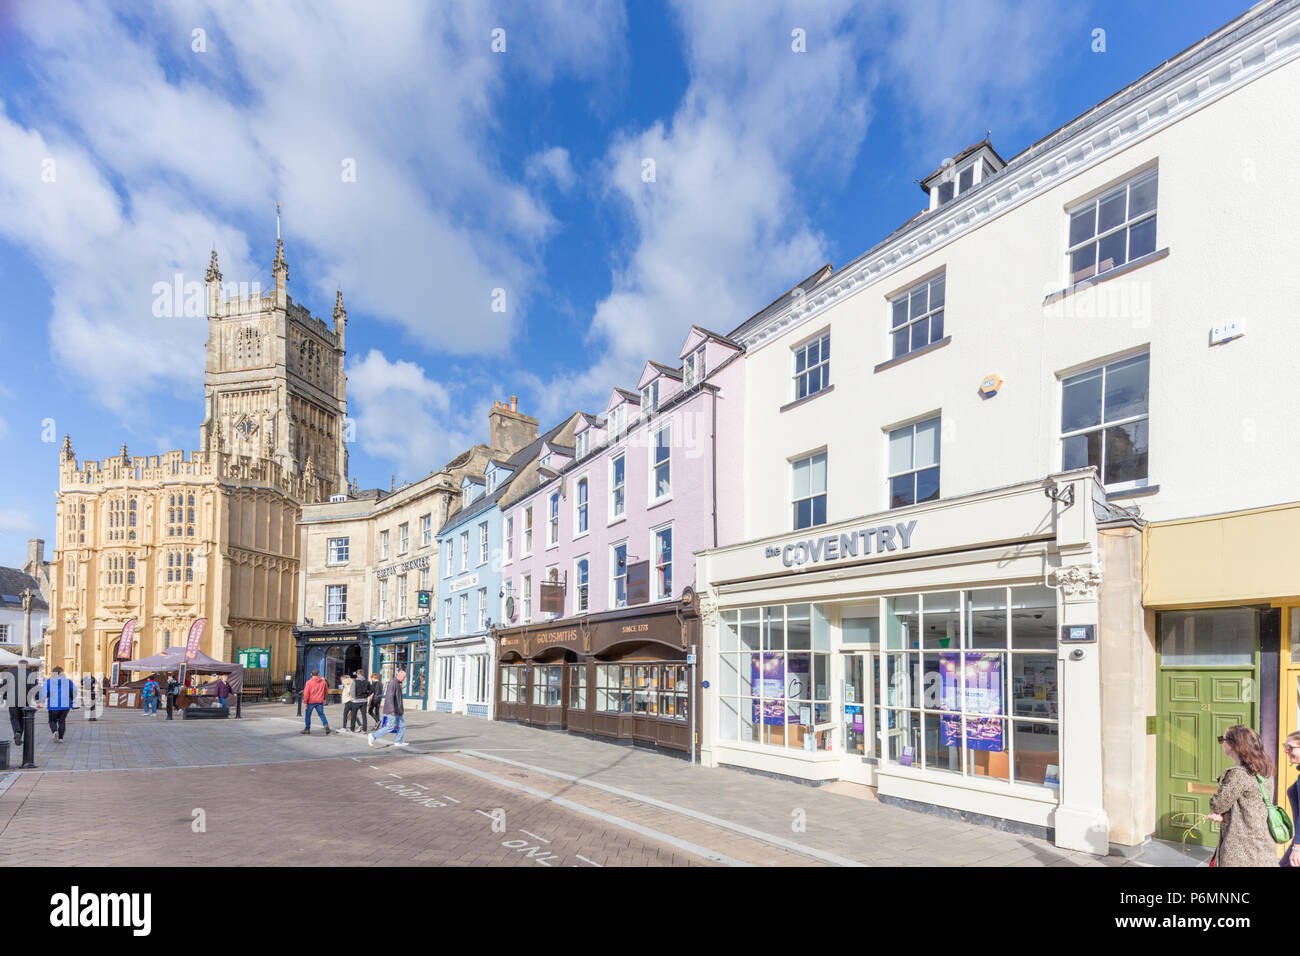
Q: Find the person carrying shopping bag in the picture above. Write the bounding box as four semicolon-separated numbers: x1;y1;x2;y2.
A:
1207;724;1287;867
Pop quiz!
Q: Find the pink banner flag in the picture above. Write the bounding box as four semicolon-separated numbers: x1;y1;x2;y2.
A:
185;618;207;661
116;619;137;661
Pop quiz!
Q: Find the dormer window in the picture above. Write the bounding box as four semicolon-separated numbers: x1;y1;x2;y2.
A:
486;470;496;493
924;141;1004;212
541;454;551;469
576;430;589;458
462;486;471;506
641;381;658;416
683;346;706;388
610;405;625;436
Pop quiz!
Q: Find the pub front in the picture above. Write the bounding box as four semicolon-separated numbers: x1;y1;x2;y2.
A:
495;597;701;756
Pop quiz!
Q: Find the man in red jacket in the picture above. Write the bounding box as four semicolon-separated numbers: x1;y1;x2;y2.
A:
300;669;332;735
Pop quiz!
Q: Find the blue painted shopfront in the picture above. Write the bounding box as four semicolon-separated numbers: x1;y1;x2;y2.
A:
369;622;430;709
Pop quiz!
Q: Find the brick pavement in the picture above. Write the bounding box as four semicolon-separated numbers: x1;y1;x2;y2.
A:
0;702;1176;866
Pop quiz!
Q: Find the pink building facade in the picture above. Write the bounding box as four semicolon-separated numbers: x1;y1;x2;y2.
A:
493;326;744;755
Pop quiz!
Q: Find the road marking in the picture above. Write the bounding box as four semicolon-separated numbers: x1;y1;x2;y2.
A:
459;749;862;868
575;854;602;867
368;765;381;770
0;773;18;799
411;783;429;790
519;829;550;843
415;752;749;867
442;794;461;803
474;809;494;819
387;773;402;778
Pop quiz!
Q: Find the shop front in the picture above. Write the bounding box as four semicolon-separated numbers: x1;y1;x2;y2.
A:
433;633;494;719
292;624;369;694
697;470;1117;854
495;600;700;755
369;622;431;710
1143;501;1300;847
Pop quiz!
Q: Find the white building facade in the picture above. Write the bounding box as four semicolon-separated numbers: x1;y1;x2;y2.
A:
697;0;1300;855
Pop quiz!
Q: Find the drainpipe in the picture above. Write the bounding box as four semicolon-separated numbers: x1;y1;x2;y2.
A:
710;389;718;549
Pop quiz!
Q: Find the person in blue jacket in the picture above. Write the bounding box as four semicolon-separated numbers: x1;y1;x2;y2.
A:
41;666;78;743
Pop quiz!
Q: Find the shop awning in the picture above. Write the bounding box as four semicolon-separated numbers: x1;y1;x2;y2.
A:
121;646;244;693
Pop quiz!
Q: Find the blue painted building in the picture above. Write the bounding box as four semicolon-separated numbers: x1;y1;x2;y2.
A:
433;420;571;717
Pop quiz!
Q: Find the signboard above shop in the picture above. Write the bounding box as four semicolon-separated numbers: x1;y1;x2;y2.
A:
764;519;918;568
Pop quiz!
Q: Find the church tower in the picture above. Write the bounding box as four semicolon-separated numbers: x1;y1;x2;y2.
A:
199;224;349;499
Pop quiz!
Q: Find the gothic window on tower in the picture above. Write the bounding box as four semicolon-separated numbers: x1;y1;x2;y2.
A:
186;551;194;582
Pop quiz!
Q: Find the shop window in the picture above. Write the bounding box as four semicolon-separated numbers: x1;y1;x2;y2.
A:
1061;352;1149;490
438;657;454;701
595;663;687;720
717;604;832;749
533;664;564;707
570;665;587;710
880;586;1060;788
499;665;521;704
888;417;941;509
1159;608;1256;667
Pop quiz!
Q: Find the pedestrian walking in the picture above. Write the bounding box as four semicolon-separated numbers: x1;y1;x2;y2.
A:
367;667;408;748
339;673;356;732
142;676;160;716
300;669;332;735
347;670;371;733
1208;724;1278;867
1279;731;1300;868
212;675;232;709
40;666;78;743
367;672;383;726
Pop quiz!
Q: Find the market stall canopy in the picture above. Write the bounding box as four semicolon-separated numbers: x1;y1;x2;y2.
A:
0;647;41;667
121;646;243;693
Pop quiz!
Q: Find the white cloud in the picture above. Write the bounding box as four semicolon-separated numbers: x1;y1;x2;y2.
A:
0;0;627;414
526;147;577;193
347;349;478;480
0;508;41;538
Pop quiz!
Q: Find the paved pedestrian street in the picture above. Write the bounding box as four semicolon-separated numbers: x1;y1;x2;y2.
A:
0;704;1164;867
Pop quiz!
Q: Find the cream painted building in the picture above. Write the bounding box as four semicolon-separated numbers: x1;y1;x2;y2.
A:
48;240;348;682
697;0;1300;855
295;399;540;709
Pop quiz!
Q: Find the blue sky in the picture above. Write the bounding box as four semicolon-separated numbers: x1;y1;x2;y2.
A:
0;0;1249;567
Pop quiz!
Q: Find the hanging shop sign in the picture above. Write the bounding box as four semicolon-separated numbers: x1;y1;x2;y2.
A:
764;519;918;568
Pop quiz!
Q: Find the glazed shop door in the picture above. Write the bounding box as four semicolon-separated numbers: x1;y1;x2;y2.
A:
840;652;878;786
1156;609;1258;845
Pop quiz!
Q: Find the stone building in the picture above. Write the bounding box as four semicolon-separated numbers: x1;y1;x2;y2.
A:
47;239;348;681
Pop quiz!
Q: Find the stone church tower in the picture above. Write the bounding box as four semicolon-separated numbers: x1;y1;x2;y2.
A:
199;237;348;499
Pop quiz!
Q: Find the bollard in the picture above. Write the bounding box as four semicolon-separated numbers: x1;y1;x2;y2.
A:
235;692;242;719
166;687;174;721
19;707;36;769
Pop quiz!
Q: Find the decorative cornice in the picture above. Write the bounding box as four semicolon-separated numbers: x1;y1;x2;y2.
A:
1055;563;1104;601
738;5;1300;353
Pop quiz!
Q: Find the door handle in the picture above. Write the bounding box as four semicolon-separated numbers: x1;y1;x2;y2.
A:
1186;782;1217;795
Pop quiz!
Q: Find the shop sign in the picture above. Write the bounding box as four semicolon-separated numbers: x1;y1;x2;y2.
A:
764;519;918;568
540;583;565;614
626;561;650;605
418;590;431;610
448;574;479;594
375;555;431;579
533;627;581;649
116;619;137;661
184;618;206;661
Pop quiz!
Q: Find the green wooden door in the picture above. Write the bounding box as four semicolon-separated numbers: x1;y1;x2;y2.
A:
1157;668;1255;844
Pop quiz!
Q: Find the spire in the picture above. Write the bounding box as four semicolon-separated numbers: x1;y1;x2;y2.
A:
272;201;289;285
61;434;74;461
333;289;347;326
120;443;130;465
205;248;222;283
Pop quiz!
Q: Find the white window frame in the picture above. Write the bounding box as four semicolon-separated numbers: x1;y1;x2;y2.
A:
523;506;533;555
610;404;625;436
792;330;830;401
378;578;388;620
380;529;389;561
326;585;347;624
652;524;673;602
576;430;589;458
1060;351;1150;492
459;593;469;634
443;598;452;636
791;450;828;531
478;522;489;565
641;380;658;417
398;522;409;554
419;566;430;594
887;415;942;510
522;574;532;624
397;574;408;618
684;345;706;388
1066;168;1158;286
460;530;469;572
420;514;432;547
445;541;454;577
610;453;626;522
889;273;945;361
649;421;671;504
478;588;487;630
610;541;628;608
505;515;514;562
574;476;589;537
326;536;349;565
574;556;590;613
547;492;560;547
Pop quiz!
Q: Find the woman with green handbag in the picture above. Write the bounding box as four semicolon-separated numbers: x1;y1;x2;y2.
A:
1280;732;1300;867
1207;724;1289;867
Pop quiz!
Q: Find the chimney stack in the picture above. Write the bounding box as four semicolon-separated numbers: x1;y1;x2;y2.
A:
489;396;538;458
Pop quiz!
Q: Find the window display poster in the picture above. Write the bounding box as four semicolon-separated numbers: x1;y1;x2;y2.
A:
938;652;1004;751
750;655;811;725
